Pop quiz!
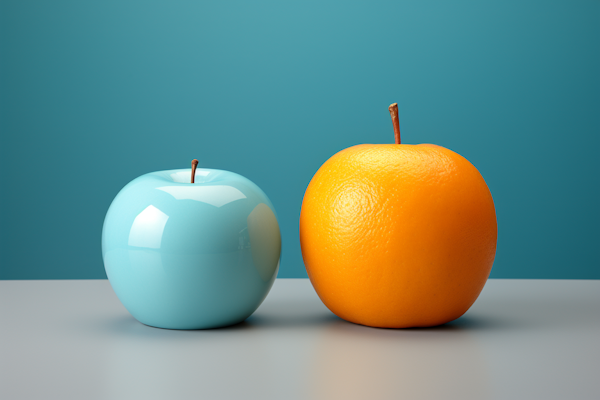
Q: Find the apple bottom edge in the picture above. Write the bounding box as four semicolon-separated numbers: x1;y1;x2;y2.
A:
133;315;251;330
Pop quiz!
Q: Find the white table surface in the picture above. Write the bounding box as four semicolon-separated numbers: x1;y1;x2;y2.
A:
1;279;598;400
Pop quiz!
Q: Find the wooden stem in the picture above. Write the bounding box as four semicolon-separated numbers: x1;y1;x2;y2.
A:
388;103;401;144
191;159;199;183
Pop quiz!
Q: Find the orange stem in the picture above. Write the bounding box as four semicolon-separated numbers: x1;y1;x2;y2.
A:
388;103;401;144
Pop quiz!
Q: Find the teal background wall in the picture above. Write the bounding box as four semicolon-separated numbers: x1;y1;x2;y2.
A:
1;0;598;280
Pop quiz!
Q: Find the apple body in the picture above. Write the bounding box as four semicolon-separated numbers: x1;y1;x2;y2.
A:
102;168;281;329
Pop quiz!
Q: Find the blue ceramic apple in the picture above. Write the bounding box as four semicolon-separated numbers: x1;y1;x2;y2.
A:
102;160;281;329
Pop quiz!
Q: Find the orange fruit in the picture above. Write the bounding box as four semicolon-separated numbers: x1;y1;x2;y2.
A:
299;104;497;328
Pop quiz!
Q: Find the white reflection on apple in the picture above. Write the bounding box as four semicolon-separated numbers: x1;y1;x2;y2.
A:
157;185;247;207
127;205;169;249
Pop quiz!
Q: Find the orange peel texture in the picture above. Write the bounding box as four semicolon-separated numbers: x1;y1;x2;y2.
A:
300;144;497;328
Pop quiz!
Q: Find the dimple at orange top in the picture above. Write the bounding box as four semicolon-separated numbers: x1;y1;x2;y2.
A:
300;142;497;328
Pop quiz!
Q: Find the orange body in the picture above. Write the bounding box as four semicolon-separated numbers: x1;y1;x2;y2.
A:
300;144;497;328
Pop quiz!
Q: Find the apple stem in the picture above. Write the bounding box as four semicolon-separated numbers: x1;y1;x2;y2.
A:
191;159;199;183
388;103;401;144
